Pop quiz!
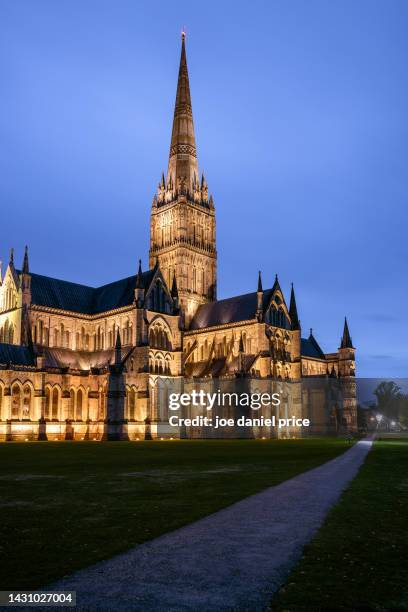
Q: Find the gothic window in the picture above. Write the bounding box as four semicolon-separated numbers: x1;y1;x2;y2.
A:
76;389;83;421
0;320;14;343
69;389;75;420
45;387;51;420
127;388;136;420
149;324;172;350
11;384;20;419
52;387;59;420
22;385;32;419
80;327;85;349
99;386;107;419
123;320;132;345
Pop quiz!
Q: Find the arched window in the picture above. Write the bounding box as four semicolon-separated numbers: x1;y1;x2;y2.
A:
0;385;3;420
99;386;106;419
52;388;59;420
54;328;59;347
76;389;83;421
22;385;31;419
128;388;136;420
11;384;21;419
45;387;51;420
123;320;132;345
68;389;75;420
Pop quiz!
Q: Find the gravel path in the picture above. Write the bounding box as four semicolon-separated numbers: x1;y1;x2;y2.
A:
48;439;373;611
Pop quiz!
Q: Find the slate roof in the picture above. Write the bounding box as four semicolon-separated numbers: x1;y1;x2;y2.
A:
41;347;130;370
0;343;36;367
301;337;326;360
190;289;276;330
26;270;155;315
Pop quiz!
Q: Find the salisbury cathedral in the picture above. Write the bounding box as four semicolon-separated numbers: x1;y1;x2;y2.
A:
0;35;357;441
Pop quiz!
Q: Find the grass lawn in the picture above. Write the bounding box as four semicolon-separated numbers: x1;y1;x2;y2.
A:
271;439;408;611
0;438;349;590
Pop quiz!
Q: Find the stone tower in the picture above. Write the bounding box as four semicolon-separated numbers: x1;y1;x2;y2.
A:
149;33;217;325
338;317;357;430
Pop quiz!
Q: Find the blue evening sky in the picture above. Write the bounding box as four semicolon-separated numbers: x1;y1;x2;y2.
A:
1;0;407;376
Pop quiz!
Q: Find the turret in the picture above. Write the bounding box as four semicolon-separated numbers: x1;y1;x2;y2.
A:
288;283;301;377
21;246;31;304
338;317;355;377
256;271;263;322
338;317;357;430
115;328;122;367
237;332;245;373
289;283;300;331
340;317;353;349
134;259;145;307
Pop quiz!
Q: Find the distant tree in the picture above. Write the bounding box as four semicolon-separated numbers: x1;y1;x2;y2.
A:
396;394;408;428
374;381;401;421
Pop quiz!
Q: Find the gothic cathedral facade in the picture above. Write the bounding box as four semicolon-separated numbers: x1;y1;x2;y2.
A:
0;35;357;441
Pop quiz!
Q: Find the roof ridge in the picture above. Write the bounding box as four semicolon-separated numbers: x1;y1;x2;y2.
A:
30;271;95;290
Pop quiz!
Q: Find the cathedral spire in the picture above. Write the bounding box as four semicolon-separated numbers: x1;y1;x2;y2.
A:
289;283;300;330
136;259;143;288
340;317;353;349
256;271;263;321
22;245;29;275
167;32;199;193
